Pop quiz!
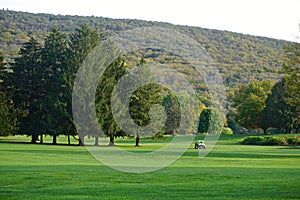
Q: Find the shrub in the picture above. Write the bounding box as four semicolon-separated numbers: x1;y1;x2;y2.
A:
240;136;264;145
240;136;300;146
263;136;285;145
286;136;300;145
221;127;233;134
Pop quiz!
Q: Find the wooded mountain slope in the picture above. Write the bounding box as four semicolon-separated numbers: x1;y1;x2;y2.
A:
0;10;294;86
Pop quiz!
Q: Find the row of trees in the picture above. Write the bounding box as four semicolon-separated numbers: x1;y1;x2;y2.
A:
231;43;300;133
0;24;299;145
1;25;102;144
0;24;182;146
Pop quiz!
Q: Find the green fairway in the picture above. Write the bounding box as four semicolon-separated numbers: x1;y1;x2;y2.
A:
1;134;300;200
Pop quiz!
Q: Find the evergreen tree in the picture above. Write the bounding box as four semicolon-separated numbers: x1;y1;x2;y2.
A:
198;108;223;134
8;38;43;142
67;24;102;145
95;57;127;145
41;27;69;144
129;83;165;146
0;54;16;136
162;93;181;136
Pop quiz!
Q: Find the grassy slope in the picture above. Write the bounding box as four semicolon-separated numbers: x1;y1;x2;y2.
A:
0;134;299;200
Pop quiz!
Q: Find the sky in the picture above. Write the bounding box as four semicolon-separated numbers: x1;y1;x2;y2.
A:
1;0;300;42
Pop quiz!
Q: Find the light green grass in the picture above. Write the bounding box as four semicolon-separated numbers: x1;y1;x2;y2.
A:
0;134;300;199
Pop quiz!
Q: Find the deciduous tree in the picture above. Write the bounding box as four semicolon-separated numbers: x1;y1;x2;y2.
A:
232;79;273;133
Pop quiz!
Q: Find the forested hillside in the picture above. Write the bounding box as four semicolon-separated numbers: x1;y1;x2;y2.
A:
1;9;299;140
0;9;293;86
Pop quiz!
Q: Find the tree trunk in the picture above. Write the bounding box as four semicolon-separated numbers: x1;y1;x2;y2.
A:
171;129;175;136
263;128;267;134
52;135;57;145
109;135;114;146
135;134;140;147
67;134;71;145
31;133;38;144
94;136;99;146
79;137;84;146
40;133;43;144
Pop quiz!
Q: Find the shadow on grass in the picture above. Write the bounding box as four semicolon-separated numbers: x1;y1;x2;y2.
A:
0;139;80;146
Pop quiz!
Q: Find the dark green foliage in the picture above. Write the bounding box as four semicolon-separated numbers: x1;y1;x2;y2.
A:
198;108;223;134
240;135;300;146
6;37;44;142
66;24;102;145
0;91;15;136
240;136;265;145
262;78;297;133
162;93;181;135
41;27;70;144
129;83;165;146
95;57;128;145
226;109;239;133
285;136;300;145
0;54;14;136
0;54;16;135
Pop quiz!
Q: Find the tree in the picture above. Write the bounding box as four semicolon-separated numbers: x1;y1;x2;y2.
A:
0;54;16;136
262;79;296;133
41;27;69;144
162;93;181;136
125;58;167;146
67;24;102;145
232;79;273;133
129;83;165;146
226;110;239;133
96;57;128;146
7;38;44;142
283;43;300;132
198;108;223;134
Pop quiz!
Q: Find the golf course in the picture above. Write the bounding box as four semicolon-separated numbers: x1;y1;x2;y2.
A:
1;134;299;199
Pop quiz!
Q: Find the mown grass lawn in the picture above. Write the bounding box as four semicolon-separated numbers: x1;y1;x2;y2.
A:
0;134;300;199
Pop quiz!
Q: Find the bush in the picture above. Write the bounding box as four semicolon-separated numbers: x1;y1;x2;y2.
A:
286;136;300;145
263;136;285;145
240;136;264;145
221;127;233;134
240;136;300;146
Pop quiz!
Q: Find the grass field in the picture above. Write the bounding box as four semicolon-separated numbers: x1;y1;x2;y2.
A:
1;134;300;199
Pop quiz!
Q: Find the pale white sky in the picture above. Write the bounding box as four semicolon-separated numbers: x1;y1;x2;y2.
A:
1;0;300;41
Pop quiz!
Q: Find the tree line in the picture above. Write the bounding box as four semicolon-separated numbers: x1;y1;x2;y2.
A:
230;43;300;133
0;24;183;146
0;24;299;146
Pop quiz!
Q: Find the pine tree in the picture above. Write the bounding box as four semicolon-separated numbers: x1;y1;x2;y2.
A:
0;54;16;136
41;27;69;144
96;57;128;146
67;24;102;145
8;38;43;142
